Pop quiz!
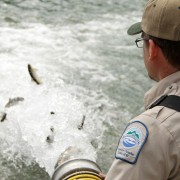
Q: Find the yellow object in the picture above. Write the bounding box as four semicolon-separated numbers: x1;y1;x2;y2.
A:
51;159;102;180
68;173;101;180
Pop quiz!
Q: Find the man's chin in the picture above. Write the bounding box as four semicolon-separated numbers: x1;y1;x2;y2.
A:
148;74;158;82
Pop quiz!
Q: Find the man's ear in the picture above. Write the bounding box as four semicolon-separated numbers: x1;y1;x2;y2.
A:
148;40;159;61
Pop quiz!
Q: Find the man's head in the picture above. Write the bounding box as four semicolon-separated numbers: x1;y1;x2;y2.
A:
127;0;180;81
127;0;180;41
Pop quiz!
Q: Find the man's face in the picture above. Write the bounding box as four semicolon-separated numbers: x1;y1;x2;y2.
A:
143;38;151;78
142;34;157;81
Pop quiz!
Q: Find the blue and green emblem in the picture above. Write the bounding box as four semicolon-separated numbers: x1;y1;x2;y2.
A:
121;127;142;149
116;121;148;164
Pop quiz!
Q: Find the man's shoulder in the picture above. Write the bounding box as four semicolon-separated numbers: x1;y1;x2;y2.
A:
135;104;180;124
131;107;180;151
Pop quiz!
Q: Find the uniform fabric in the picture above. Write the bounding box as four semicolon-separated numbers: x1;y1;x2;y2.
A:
106;71;180;180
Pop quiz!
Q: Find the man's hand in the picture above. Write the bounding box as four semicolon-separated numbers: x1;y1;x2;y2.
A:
99;172;106;180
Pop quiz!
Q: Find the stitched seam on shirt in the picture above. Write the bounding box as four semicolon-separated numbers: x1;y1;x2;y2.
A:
143;107;177;123
157;111;180;154
159;109;177;124
141;111;180;154
160;112;180;155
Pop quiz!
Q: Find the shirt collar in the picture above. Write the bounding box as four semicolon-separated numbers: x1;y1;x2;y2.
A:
144;71;180;109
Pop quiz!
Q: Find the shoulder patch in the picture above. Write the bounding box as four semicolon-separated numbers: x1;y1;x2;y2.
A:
115;121;148;164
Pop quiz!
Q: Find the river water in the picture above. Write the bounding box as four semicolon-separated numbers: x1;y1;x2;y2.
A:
0;0;152;179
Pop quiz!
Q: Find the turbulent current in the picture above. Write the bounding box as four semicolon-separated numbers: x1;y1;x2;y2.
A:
0;0;152;179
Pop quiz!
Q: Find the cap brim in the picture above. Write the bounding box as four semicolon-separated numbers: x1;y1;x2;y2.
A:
127;22;142;35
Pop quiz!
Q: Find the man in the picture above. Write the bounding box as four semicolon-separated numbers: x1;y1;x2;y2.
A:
102;0;180;179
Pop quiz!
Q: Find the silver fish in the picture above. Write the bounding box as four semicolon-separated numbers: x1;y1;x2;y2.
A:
28;64;42;85
46;126;55;144
0;112;7;122
46;135;54;143
78;115;86;130
5;97;24;108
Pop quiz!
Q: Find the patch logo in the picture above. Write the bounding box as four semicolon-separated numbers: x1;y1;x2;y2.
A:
121;127;142;149
115;121;148;164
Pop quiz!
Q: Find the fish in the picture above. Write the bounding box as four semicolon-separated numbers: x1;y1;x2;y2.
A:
28;64;42;85
5;97;24;108
0;112;7;122
46;126;55;143
4;17;18;23
46;135;54;143
78;115;86;130
50;126;54;133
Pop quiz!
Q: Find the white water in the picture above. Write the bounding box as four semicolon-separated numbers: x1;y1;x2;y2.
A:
0;21;119;176
0;0;151;178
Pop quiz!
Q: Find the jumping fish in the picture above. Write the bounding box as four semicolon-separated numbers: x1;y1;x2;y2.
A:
0;112;7;122
5;97;24;108
4;17;18;23
28;64;42;85
78;115;86;130
46;135;54;143
46;126;55;144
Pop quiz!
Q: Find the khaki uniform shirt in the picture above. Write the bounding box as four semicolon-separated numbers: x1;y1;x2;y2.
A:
106;71;180;180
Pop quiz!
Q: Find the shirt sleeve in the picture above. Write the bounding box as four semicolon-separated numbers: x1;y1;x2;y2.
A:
105;117;180;180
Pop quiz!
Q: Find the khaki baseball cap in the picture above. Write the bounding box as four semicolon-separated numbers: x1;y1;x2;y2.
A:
127;0;180;41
